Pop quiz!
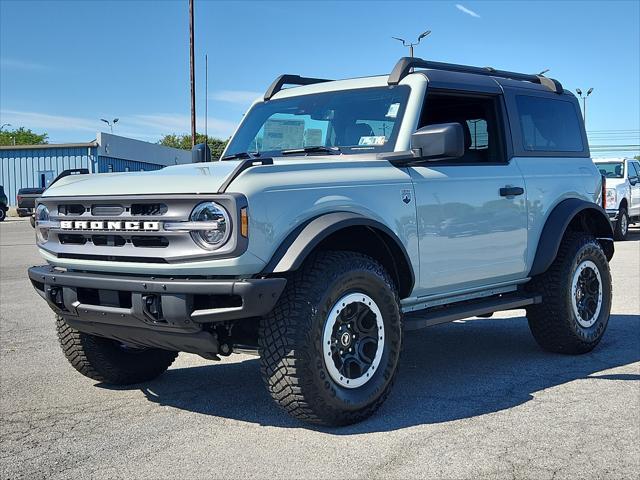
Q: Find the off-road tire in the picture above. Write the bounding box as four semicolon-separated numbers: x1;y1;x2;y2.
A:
613;207;628;240
526;232;612;354
56;315;178;385
259;251;402;426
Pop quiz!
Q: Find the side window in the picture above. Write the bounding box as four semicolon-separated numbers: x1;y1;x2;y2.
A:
419;92;504;163
630;162;640;181
515;95;583;152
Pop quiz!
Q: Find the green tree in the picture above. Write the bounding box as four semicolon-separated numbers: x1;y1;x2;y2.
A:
635;155;640;161
0;127;48;146
159;133;228;160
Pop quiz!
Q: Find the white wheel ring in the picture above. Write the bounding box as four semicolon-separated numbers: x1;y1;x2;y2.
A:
322;292;385;389
571;260;603;328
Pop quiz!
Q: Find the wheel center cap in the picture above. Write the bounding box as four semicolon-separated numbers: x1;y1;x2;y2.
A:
340;331;352;348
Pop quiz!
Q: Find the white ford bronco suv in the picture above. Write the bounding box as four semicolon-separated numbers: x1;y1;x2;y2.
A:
30;58;614;426
594;157;640;240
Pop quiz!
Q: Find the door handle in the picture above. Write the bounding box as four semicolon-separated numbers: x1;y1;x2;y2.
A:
499;186;524;197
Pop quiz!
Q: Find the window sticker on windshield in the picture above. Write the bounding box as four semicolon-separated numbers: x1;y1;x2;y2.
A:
386;103;400;118
359;136;386;146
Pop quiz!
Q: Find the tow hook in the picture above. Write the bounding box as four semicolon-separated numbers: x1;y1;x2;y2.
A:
142;294;165;323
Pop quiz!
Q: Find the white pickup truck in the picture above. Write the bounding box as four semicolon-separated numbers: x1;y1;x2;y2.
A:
595;157;640;240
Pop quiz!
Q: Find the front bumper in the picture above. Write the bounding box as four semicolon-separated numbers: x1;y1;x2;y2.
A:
28;265;286;356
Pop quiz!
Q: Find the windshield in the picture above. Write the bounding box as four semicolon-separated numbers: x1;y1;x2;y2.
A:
225;86;411;157
597;162;624;179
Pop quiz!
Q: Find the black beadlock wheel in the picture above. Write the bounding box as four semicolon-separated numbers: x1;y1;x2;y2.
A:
56;315;178;385
259;251;402;426
526;232;612;354
614;207;629;241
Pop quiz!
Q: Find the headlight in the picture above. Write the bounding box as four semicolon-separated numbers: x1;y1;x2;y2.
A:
186;201;231;250
606;188;617;208
35;204;50;243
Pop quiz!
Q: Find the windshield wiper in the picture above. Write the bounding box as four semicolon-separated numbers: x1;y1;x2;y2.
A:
221;151;260;161
280;146;341;156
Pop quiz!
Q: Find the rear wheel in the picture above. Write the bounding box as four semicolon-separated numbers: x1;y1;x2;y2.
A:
0;208;6;222
56;315;178;385
526;232;612;354
614;207;628;240
259;251;402;426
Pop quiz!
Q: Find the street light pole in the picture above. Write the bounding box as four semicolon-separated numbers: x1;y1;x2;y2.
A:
575;87;594;126
100;118;119;134
189;0;196;146
392;30;431;58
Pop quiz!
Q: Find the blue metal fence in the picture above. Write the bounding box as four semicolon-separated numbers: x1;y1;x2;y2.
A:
0;146;95;206
96;157;163;173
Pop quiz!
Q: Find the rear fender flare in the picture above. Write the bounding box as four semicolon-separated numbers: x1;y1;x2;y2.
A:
530;199;614;277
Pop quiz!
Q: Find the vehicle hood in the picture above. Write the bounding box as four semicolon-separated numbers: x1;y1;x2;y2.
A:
42;161;243;197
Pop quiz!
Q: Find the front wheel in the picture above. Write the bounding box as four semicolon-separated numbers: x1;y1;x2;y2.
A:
526;232;612;354
614;207;629;240
259;251;402;426
56;316;178;385
0;208;6;222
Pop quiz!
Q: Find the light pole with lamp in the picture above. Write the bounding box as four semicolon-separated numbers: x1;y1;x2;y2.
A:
575;88;593;126
392;30;431;58
100;118;119;134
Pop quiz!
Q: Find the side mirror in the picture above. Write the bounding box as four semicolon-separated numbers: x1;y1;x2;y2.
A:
410;123;465;161
191;143;211;163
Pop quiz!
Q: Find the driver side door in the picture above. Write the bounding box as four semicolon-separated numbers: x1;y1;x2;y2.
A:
410;89;528;297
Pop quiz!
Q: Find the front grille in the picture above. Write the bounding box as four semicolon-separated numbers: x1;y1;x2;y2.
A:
38;195;238;264
91;205;125;216
58;204;86;216
57;253;168;263
131;203;167;216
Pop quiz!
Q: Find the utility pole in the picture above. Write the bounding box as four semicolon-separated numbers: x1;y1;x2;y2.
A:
189;0;196;146
575;88;594;126
392;30;431;58
205;53;208;145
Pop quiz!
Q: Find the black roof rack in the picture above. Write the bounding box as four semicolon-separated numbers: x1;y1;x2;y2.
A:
264;74;332;101
388;57;563;94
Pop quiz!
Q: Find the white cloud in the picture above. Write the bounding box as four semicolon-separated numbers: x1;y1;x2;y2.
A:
1;58;47;70
130;114;237;138
0;109;238;142
0;109;98;132
209;90;261;105
456;4;481;18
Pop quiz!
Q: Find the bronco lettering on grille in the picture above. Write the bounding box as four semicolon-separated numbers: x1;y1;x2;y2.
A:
59;221;160;231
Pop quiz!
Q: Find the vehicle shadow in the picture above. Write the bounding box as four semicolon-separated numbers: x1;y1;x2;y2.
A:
100;312;640;433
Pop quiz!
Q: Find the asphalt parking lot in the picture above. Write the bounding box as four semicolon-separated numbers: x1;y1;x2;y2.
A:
1;218;638;479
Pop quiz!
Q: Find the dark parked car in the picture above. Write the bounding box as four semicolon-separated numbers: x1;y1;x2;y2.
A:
0;185;8;221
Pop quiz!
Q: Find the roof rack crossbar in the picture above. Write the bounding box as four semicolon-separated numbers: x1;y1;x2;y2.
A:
388;57;563;93
264;74;332;101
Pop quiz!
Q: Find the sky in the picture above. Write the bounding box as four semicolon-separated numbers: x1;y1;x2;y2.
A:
1;0;639;156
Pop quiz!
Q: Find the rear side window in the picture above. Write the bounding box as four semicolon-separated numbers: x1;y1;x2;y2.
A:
516;95;584;152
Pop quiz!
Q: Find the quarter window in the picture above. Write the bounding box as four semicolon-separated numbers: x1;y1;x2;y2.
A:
516;95;584;152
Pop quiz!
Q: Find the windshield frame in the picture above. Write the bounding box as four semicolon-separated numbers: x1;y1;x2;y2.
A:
223;85;412;158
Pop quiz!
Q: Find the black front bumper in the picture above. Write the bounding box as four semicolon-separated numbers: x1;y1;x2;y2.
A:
28;265;286;356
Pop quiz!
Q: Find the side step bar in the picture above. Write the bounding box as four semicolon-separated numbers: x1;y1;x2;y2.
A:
403;294;541;331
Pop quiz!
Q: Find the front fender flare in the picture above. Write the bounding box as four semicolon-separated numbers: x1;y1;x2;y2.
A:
261;212;415;295
530;199;614;277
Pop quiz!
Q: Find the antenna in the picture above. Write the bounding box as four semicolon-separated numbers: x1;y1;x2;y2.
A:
205;53;208;144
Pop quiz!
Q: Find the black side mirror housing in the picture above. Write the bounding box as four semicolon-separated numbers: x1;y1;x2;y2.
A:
192;143;211;163
410;123;465;161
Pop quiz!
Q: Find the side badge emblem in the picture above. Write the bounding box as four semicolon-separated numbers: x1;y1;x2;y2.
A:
401;189;412;204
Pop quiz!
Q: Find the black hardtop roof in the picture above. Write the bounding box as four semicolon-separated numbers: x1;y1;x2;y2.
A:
265;57;567;100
